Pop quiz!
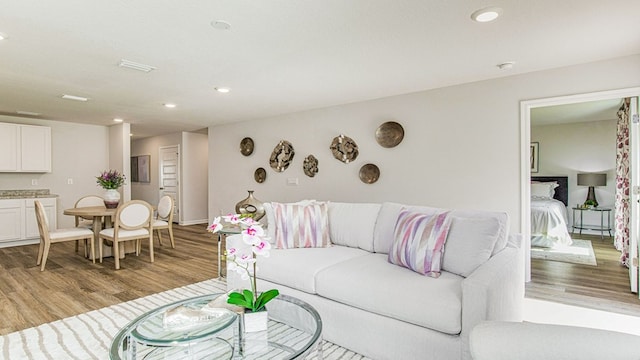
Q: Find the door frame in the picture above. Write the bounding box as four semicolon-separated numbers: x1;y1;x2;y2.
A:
159;145;180;224
520;87;640;284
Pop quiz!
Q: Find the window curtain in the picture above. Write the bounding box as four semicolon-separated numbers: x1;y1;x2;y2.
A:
615;98;631;266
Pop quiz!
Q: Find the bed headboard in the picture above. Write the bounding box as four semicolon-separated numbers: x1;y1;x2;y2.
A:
531;176;568;206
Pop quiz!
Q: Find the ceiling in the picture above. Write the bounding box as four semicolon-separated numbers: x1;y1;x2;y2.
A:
1;1;639;139
531;99;623;126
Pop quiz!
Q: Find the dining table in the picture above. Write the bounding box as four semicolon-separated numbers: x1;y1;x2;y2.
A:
63;206;132;259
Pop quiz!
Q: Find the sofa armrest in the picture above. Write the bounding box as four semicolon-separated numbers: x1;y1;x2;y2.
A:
460;236;524;359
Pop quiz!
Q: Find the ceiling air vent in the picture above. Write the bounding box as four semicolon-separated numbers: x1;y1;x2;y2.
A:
118;59;156;73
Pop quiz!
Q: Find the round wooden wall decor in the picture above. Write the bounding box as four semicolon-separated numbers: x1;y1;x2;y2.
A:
254;167;267;183
330;134;359;163
375;121;404;148
303;155;319;177
269;140;295;172
359;163;380;184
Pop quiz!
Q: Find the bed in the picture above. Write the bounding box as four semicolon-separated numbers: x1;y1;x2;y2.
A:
531;176;573;248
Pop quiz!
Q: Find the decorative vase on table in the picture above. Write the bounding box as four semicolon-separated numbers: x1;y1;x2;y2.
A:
103;189;120;209
240;309;269;333
235;190;265;221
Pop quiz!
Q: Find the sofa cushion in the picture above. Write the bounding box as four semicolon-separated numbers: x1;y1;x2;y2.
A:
328;202;380;251
263;200;318;243
387;209;452;277
315;253;464;335
374;202;509;257
441;216;500;277
271;201;331;249
257;246;370;294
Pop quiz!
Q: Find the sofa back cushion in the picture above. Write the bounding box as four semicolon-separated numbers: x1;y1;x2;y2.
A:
328;202;381;251
374;202;508;277
271;201;331;249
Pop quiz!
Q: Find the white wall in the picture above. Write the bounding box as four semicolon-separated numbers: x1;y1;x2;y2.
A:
209;54;640;232
0;115;109;228
109;123;131;202
181;132;208;225
532;119;616;234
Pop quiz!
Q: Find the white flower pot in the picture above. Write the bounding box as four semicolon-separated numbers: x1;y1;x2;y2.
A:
241;309;268;333
103;189;120;209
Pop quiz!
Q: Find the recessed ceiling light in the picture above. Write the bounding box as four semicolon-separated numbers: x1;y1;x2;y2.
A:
62;94;89;102
118;59;156;73
113;118;124;122
215;87;230;93
471;7;503;22
16;110;41;116
164;103;177;108
497;61;515;70
211;20;231;30
0;33;7;41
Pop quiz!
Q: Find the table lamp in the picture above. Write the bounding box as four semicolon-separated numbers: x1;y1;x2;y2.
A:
577;173;607;207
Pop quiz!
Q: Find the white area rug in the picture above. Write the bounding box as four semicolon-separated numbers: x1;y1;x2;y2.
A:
0;279;369;360
531;239;597;266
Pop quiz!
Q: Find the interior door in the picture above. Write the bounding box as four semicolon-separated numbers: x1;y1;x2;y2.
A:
159;145;179;223
629;97;640;294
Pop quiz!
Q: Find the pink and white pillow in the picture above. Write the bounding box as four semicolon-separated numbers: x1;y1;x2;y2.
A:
388;209;452;278
272;201;331;249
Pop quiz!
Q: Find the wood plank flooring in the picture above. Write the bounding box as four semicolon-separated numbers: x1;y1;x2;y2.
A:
2;225;639;336
527;233;640;317
0;224;218;335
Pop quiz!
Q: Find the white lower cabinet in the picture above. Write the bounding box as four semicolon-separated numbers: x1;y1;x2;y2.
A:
0;198;57;247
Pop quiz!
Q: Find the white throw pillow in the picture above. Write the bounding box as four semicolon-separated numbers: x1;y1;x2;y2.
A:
530;182;557;199
441;216;500;277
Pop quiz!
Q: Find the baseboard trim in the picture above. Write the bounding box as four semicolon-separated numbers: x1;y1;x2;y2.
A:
179;219;208;226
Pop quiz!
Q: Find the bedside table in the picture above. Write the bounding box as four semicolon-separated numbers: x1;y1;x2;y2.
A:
571;207;612;239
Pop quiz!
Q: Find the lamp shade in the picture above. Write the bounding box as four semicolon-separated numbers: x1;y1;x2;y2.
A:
577;173;607;187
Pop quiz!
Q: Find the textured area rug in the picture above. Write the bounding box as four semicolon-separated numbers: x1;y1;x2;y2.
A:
531;239;597;266
0;279;369;360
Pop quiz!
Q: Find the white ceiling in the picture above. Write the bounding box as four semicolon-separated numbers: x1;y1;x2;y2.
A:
531;98;623;126
1;1;639;138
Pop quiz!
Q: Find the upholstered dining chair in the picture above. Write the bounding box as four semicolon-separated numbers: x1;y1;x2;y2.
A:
153;195;175;248
99;200;153;270
34;200;95;271
73;195;105;256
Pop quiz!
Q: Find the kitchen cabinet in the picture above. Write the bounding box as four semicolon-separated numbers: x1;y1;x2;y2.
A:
0;198;56;247
0;123;51;172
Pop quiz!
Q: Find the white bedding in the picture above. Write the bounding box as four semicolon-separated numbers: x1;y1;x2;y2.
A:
531;197;573;248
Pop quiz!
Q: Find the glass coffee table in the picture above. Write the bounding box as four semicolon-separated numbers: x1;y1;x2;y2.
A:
110;293;323;359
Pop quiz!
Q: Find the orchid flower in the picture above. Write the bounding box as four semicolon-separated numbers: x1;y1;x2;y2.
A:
207;217;223;233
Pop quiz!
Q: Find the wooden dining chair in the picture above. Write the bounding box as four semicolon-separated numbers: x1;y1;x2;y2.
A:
34;200;95;271
153;195;175;248
73;195;105;256
99;200;153;270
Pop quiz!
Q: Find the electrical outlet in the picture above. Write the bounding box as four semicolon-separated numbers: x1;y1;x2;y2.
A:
287;178;299;185
31;179;38;186
67;178;73;185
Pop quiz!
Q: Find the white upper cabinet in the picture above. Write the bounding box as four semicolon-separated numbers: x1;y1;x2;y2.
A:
0;123;51;172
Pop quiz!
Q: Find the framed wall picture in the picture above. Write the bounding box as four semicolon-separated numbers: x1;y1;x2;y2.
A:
131;155;151;183
530;142;539;173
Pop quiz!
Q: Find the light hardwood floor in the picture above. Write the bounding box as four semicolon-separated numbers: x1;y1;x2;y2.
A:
2;225;639;336
527;233;640;317
0;224;218;335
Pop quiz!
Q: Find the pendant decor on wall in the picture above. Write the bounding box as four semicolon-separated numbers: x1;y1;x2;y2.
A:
254;167;267;183
375;121;404;148
359;163;380;184
269;140;295;172
303;155;319;177
330;134;359;163
240;137;254;156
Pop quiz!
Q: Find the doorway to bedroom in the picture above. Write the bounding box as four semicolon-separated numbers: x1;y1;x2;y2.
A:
521;88;640;316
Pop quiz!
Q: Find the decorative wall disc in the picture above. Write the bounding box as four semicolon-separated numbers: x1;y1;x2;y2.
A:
240;137;254;156
359;163;380;184
375;121;404;148
303;155;319;177
269;140;295;172
254;167;267;183
330;134;359;163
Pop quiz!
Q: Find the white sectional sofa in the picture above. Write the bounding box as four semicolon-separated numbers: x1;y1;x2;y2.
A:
226;201;524;360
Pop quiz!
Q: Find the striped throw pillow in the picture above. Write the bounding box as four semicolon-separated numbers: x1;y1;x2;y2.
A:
388;209;452;278
273;202;331;249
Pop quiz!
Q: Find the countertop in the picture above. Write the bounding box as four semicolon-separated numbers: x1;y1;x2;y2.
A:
0;189;58;199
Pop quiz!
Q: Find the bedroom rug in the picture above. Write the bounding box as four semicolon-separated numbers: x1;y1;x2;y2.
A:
0;278;369;360
531;239;597;266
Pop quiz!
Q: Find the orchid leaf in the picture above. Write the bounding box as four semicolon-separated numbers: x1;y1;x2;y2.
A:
254;289;280;311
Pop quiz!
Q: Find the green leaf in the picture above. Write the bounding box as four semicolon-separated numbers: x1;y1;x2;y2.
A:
253;289;279;311
226;296;251;308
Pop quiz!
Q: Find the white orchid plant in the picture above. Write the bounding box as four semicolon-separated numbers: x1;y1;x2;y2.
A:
207;214;279;312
